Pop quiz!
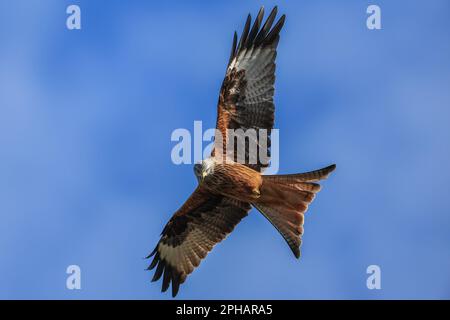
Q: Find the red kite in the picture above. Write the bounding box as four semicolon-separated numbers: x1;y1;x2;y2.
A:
147;6;336;297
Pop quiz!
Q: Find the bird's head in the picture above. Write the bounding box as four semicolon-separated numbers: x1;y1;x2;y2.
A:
193;158;215;183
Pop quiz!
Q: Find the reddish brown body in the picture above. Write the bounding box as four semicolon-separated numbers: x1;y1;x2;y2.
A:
203;161;263;203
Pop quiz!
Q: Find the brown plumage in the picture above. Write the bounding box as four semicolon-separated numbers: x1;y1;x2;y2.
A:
254;164;336;258
213;7;283;171
147;6;336;297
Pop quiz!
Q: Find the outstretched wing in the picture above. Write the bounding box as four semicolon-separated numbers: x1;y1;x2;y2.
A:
147;187;251;297
213;6;285;172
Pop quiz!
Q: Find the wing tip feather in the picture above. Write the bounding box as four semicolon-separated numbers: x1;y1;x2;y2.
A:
229;6;285;67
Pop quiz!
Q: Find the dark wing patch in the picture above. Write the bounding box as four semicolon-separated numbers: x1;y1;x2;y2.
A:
147;191;251;297
214;6;285;172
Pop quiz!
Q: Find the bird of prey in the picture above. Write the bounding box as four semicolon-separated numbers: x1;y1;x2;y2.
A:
147;6;336;297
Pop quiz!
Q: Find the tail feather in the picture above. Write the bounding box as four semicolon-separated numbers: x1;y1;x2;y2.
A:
264;164;336;183
253;202;304;258
254;164;336;258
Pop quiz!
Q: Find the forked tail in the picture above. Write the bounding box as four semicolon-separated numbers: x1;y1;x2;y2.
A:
253;164;336;258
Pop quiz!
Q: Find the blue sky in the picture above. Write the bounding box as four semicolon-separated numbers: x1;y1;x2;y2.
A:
0;0;449;299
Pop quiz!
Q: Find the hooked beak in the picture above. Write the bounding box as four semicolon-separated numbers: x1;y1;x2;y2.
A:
201;172;207;180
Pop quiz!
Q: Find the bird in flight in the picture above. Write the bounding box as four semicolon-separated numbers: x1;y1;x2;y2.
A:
147;6;336;297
